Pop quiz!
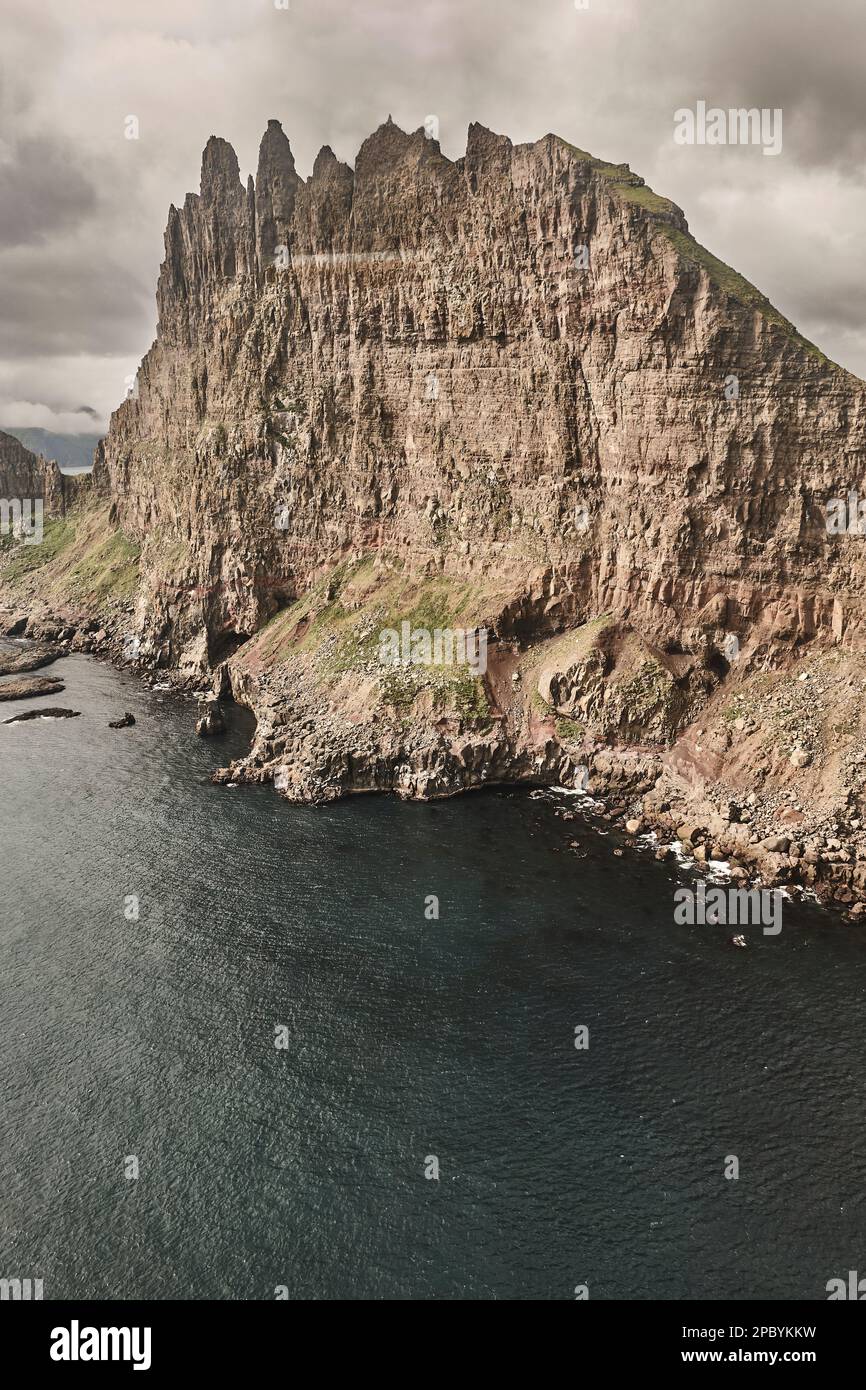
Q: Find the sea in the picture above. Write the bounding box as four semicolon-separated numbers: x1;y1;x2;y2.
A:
1;642;864;1299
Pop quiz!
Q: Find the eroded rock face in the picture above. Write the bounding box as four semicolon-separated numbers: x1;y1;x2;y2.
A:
535;616;699;742
100;117;866;680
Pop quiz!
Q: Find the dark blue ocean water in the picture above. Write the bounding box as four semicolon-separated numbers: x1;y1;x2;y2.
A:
1;647;865;1300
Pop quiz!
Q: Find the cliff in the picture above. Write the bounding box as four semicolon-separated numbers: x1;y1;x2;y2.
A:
5;118;866;907
0;429;91;517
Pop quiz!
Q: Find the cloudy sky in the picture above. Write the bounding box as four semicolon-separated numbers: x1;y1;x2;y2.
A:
2;0;865;434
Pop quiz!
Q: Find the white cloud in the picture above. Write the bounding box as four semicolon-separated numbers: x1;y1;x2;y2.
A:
0;402;103;434
0;355;139;434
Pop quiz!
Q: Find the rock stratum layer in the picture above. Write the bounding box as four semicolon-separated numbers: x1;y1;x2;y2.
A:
5;118;866;909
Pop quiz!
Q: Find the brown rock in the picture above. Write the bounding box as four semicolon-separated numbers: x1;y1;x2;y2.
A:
0;675;65;701
4;707;80;723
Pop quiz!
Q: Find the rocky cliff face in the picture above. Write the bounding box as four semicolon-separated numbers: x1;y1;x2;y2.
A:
6;118;866;906
102;118;866;677
0;429;85;517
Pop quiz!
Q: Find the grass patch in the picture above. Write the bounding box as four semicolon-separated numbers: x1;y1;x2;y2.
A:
255;563;497;670
67;530;140;603
248;558;497;724
521;612;614;683
0;518;76;583
555;715;584;741
0;506;140;610
376;658;489;723
559;141;678;217
252;556;372;665
531;689;554;717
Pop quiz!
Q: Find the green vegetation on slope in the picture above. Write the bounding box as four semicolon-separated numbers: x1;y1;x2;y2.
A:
249;557;496;725
0;518;76;583
658;225;829;364
67;531;140;603
559;141;679;217
0;507;140;608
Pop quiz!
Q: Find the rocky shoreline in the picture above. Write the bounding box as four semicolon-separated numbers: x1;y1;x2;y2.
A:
4;599;865;919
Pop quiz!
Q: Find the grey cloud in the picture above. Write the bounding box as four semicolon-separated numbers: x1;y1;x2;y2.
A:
0;353;139;431
0;244;151;357
646;0;866;175
0;136;98;247
0;0;865;404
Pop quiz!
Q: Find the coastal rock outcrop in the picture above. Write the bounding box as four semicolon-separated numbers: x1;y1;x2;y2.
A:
4;117;866;905
0;674;65;701
0;429;90;518
195;699;225;737
0;643;65;676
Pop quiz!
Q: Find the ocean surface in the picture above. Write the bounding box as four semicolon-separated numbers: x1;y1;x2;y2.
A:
1;644;865;1300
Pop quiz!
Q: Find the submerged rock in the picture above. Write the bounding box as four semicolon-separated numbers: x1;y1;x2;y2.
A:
109;712;136;729
4;707;80;723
